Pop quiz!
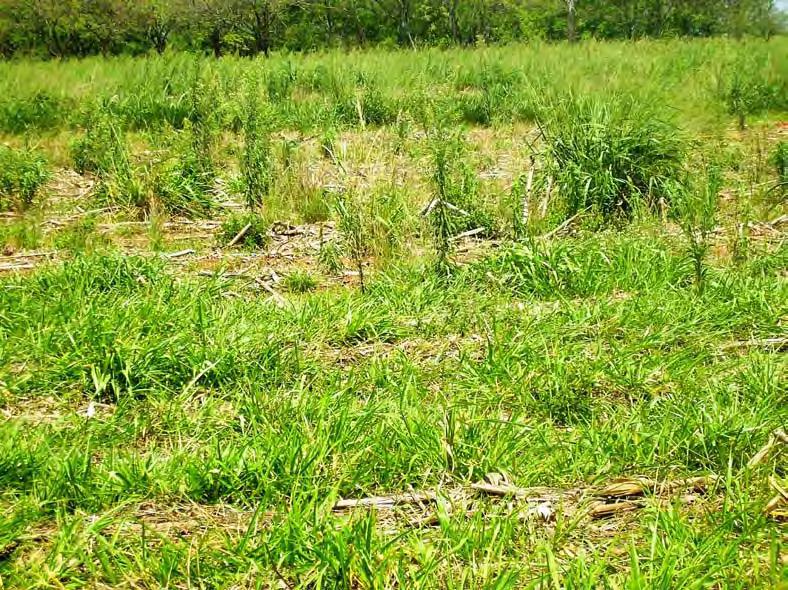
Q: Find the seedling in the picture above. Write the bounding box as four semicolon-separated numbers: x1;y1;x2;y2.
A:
672;167;722;294
335;194;368;293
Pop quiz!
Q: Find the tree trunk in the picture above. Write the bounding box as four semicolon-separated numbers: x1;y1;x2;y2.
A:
445;0;459;43
209;27;222;57
324;1;335;46
397;0;411;46
253;4;271;56
567;0;577;42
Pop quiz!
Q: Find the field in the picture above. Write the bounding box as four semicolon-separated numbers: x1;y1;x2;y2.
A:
0;38;787;588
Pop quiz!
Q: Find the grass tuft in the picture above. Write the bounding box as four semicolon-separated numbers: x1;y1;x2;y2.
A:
536;93;686;222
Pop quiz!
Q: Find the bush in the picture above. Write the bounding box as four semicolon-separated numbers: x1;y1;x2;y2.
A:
719;54;787;130
0;145;50;211
218;212;270;249
537;94;685;221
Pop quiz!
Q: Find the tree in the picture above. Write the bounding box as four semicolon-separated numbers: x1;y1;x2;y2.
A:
444;0;460;42
138;0;181;53
566;0;576;41
190;0;234;56
235;0;280;56
370;0;415;45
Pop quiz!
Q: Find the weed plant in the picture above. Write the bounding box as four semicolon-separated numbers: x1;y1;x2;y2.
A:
318;239;343;274
0;38;786;589
282;270;318;293
771;141;787;186
72;105;148;211
426;129;493;272
0;144;50;211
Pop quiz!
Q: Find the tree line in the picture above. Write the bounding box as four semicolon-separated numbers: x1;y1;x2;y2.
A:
0;0;783;58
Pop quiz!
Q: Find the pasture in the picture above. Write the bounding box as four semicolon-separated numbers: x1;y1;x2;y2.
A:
0;38;787;588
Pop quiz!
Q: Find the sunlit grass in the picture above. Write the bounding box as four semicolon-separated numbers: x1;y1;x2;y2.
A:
0;37;786;588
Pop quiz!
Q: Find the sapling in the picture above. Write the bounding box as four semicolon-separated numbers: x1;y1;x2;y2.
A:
673;167;722;295
428;132;456;274
335;194;368;293
426;129;478;275
241;80;272;211
719;55;777;131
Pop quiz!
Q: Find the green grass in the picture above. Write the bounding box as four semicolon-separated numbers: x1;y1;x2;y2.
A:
1;231;785;587
0;37;786;588
0;38;784;137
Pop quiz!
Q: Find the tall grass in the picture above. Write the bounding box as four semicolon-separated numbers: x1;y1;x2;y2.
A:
0;39;784;136
535;93;686;221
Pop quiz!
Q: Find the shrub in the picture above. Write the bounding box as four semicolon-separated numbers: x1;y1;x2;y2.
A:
217;212;270;249
537;93;685;221
719;55;786;130
0;145;50;211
